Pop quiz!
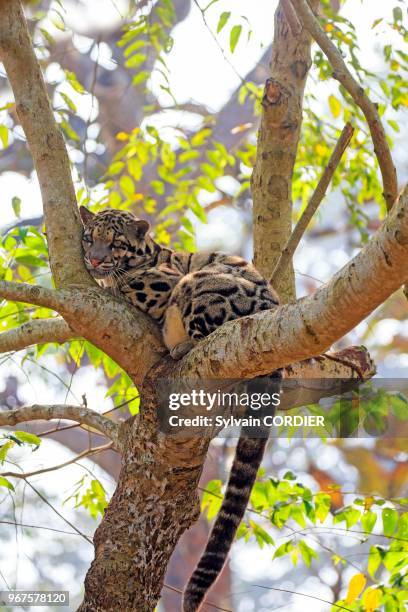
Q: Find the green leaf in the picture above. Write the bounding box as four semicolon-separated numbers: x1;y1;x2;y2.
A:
328;94;342;118
0;125;9;148
125;53;147;69
119;175;135;198
13;431;41;448
249;520;274;548
201;480;223;520
361;510;377;534
387;120;400;133
132;71;149;86
367;545;382;578
315;493;331;523
191;128;212;147
108;161;125;176
382;508;398;536
298;540;318;567
230;25;242;53
393;7;403;22
59;92;77;113
11;196;21;218
0;476;14;491
65;70;85;94
291;504;306;528
273;540;293;559
217;11;230;33
0;441;14;464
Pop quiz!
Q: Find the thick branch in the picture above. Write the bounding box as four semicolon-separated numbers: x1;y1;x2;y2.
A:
0;404;120;446
271;122;354;285
251;0;319;298
0;0;90;286
280;347;375;410
0;281;61;310
175;185;408;380
290;0;398;210
0;282;165;384
0;318;75;353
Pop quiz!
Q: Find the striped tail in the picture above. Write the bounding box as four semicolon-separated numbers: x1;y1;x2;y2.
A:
183;372;282;612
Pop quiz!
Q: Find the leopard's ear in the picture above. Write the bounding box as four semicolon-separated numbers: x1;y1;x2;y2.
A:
79;206;95;226
126;218;150;240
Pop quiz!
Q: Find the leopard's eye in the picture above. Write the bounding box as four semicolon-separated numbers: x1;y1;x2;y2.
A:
82;235;92;245
112;240;124;248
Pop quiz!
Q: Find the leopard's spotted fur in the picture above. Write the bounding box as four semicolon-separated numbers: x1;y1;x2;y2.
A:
80;206;279;358
80;206;281;611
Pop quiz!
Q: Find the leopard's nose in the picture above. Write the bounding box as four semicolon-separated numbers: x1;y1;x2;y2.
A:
90;258;102;268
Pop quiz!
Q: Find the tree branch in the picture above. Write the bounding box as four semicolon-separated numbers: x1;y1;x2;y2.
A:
0;281;61;310
290;0;398;210
0;281;165;384
0;442;113;479
0;0;91;287
0;318;75;353
0;404;121;447
251;0;320;299
174;184;408;380
280;346;376;410
271;122;354;285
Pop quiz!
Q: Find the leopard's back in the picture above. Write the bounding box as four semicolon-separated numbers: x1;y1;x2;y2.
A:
162;253;279;355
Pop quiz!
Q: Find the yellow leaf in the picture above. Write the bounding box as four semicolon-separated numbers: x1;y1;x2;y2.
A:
329;94;342;118
315;144;326;156
362;588;381;612
325;23;334;32
116;132;129;141
346;573;367;604
132;193;144;202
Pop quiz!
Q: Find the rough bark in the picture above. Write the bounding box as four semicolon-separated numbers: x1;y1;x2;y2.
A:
251;0;319;298
77;376;209;612
0;0;90;287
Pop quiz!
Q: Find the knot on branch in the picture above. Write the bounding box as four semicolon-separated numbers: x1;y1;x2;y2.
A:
262;78;290;110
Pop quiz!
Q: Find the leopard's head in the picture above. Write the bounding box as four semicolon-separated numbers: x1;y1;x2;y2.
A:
79;207;155;278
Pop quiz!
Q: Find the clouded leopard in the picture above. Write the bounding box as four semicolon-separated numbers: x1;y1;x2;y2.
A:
80;206;282;612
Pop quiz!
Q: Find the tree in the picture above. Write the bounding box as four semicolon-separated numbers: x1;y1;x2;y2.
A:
0;0;407;610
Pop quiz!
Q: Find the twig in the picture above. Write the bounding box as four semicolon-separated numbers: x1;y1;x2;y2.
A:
271;122;354;285
1;442;113;479
25;480;93;544
163;583;232;612
289;0;398;210
0;519;91;538
252;584;353;611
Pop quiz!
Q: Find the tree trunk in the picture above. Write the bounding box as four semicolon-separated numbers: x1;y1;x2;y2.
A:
78;374;210;611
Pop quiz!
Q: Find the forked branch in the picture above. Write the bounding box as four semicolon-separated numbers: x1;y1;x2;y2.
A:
290;0;398;210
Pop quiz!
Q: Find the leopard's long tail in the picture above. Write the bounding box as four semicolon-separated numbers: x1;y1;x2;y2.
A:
183;371;282;612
